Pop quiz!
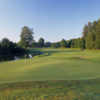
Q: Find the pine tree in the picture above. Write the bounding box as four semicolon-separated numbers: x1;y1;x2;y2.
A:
83;24;88;38
86;31;95;49
95;19;100;49
38;38;45;48
60;39;67;48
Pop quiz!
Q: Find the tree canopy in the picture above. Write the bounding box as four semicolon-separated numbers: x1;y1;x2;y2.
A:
20;26;34;48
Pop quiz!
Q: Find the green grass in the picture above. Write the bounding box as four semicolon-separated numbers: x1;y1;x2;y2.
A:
0;48;100;100
0;48;100;83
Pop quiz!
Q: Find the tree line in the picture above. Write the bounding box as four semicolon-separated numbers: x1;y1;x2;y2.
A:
29;18;100;49
83;19;100;49
0;18;100;61
18;26;85;48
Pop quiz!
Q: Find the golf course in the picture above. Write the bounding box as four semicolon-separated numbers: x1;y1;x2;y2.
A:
1;0;100;99
0;49;100;100
0;48;100;83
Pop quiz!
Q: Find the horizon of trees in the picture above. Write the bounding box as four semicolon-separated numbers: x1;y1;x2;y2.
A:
1;18;100;49
0;18;100;61
82;19;100;49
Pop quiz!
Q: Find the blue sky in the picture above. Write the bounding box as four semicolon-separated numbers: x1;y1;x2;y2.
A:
0;0;100;42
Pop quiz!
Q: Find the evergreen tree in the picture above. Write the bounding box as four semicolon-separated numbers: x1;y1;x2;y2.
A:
86;32;94;49
67;40;72;48
83;21;96;49
1;38;11;48
83;24;88;38
71;39;75;48
38;38;45;48
60;39;67;48
51;42;60;48
80;38;85;49
45;42;51;47
95;19;100;49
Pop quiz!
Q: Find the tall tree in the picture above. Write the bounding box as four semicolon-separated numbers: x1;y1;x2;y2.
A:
83;24;88;38
51;42;60;48
66;40;72;48
0;38;26;61
60;39;67;48
45;42;51;48
95;19;100;49
1;38;11;48
20;26;34;48
38;38;45;48
80;38;85;49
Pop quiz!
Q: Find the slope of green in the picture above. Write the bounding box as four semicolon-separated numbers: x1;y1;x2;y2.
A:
0;49;100;83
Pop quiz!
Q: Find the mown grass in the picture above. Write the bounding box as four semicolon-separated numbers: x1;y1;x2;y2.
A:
0;48;100;100
0;48;100;83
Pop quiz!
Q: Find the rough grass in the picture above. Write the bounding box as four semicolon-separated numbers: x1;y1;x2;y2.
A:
0;79;100;100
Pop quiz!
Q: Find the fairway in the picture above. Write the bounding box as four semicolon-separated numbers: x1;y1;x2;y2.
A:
0;49;100;83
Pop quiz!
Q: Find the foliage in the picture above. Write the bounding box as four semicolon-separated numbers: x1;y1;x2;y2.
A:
38;38;45;48
44;42;51;48
95;19;100;49
0;38;26;61
51;42;60;48
83;19;100;49
60;39;67;48
20;26;34;48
